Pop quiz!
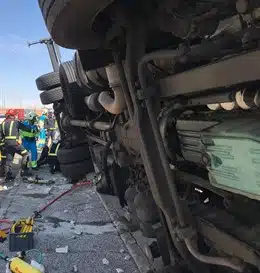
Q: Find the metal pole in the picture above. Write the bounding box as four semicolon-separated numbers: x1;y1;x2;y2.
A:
27;38;61;72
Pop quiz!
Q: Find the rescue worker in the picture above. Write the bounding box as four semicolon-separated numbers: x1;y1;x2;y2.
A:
48;129;61;174
37;109;48;149
20;112;39;170
46;109;57;147
0;109;32;180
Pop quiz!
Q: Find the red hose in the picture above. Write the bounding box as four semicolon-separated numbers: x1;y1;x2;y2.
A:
0;180;92;229
37;180;92;215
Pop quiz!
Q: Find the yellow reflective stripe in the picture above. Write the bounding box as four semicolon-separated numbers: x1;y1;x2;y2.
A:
21;150;27;155
49;143;60;156
9;121;14;137
55;143;60;154
5;136;16;140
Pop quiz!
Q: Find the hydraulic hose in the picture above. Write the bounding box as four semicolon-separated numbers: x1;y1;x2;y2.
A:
185;239;244;272
138;49;245;272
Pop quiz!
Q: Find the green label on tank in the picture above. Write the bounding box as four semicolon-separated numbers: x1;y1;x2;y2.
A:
205;137;260;198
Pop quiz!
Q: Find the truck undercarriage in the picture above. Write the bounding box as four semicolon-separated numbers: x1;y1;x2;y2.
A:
37;0;260;272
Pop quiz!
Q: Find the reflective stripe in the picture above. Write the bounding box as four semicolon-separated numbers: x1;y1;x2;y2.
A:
21;131;35;138
48;143;60;156
9;121;14;137
1;156;6;159
5;136;16;140
21;150;27;155
2;120;16;139
31;161;37;168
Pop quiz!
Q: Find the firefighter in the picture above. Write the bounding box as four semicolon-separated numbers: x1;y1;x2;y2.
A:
48;129;61;174
47;109;57;147
37;108;48;149
0;109;32;180
20;112;39;170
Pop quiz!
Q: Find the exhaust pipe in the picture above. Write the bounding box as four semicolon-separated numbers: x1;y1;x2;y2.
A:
98;64;126;114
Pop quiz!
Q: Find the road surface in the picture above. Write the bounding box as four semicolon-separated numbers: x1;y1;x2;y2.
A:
0;167;139;273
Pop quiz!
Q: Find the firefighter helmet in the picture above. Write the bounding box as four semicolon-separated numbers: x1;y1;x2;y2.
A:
6;109;18;117
27;111;37;120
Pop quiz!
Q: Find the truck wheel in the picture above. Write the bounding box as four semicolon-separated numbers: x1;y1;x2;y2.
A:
60;159;94;180
57;144;91;164
36;72;60;91
38;0;111;49
40;87;63;105
59;61;89;117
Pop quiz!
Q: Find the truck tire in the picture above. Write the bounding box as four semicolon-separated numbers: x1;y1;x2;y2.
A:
40;87;63;105
57;144;91;164
60;159;94;180
59;61;89;117
36;72;60;91
38;0;111;50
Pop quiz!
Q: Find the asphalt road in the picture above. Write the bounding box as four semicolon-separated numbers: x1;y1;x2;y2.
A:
0;168;139;273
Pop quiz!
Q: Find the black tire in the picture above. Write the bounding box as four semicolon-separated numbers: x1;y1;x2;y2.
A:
60;160;94;180
59;61;89;117
57;144;91;164
38;0;111;50
36;72;60;91
74;51;88;89
40;87;63;105
74;51;108;92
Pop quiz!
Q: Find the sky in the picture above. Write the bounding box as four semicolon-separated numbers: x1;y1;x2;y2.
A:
0;1;74;108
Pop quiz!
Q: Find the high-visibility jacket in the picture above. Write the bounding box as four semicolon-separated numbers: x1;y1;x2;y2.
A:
20;121;38;141
47;118;58;131
0;118;32;141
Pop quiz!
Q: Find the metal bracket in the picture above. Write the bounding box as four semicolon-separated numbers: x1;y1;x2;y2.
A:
137;86;157;100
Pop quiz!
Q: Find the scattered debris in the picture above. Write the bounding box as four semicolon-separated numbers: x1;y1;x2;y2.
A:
27;184;34;189
56;246;69;253
64;210;68;213
72;265;78;272
73;229;83;235
102;258;110;265
119;249;125;254
14;181;19;186
116;268;124;273
70;220;75;225
0;185;9;191
124;255;131;261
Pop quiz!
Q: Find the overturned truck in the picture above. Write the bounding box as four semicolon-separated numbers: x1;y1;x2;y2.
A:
37;1;260;272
